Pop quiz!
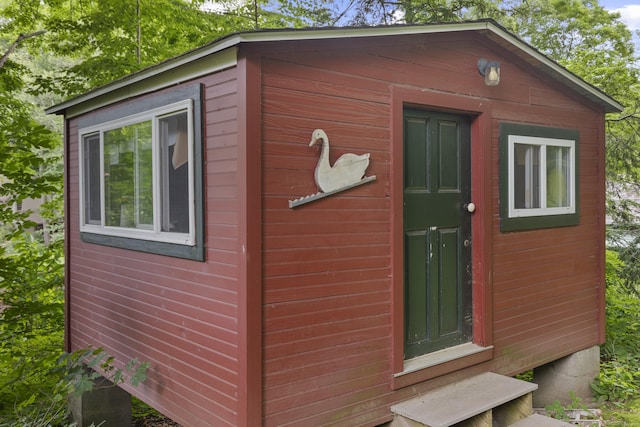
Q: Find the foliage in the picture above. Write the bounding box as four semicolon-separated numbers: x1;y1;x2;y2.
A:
511;0;637;106
0;227;149;425
1;347;149;427
55;347;150;396
131;397;168;422
514;370;533;382
544;392;589;420
217;0;334;29
0;236;64;394
39;0;234;95
0;96;61;236
0;6;67;425
602;251;640;361
0;201;65;424
602;398;640;426
593;358;640;403
2;0;339;98
328;0;503;25
591;250;640;403
0;95;64;422
607;228;640;295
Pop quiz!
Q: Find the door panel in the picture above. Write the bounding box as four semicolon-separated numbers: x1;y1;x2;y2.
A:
403;108;472;360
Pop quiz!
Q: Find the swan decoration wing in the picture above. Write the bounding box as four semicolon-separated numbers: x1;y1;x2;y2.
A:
289;129;376;208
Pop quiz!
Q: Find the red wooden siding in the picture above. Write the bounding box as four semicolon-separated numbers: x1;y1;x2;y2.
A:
66;68;246;426
258;34;605;426
260;45;393;426
490;106;605;374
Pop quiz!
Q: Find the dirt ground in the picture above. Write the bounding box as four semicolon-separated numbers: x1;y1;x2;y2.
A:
133;414;182;427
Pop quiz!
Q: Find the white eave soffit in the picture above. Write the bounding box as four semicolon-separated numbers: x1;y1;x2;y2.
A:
46;20;623;117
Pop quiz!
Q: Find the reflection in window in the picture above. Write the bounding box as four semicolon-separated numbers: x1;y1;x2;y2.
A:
500;123;578;231
507;134;575;218
104;122;153;229
513;144;540;209
79;100;195;247
547;146;570;208
159;112;189;233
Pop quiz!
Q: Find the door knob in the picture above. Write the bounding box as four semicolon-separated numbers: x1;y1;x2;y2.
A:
465;202;476;213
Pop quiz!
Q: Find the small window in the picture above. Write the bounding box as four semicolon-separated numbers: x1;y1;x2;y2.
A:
509;135;575;216
77;84;203;260
500;123;579;231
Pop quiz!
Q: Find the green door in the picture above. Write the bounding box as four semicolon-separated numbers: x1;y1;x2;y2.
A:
403;108;472;359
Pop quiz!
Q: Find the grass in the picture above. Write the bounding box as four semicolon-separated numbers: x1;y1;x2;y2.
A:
602;400;640;426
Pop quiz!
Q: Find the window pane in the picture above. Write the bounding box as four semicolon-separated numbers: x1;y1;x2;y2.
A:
513;144;540;209
83;133;101;224
137;129;153;226
104;122;153;229
547;146;570;208
159;112;189;233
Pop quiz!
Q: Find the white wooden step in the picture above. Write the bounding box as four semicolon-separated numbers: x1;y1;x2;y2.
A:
510;414;573;427
390;372;537;427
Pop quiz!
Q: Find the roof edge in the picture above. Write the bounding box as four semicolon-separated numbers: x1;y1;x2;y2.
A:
480;21;623;113
46;20;623;116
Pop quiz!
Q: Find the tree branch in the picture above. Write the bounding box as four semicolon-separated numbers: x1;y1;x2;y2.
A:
606;113;640;122
0;30;46;70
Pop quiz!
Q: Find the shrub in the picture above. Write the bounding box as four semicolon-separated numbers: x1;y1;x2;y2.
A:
1;347;149;427
592;250;640;402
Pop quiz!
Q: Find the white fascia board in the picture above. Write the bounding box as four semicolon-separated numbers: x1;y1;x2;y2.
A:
47;47;238;117
232;21;491;42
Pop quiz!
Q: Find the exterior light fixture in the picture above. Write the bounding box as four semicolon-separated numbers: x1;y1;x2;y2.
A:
477;58;500;86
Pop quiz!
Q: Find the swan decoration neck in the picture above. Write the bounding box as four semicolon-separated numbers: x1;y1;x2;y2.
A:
289;129;376;208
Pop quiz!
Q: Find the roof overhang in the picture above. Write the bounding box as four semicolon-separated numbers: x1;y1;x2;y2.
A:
46;20;623;117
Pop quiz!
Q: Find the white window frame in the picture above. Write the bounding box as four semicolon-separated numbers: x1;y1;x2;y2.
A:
78;100;195;246
507;134;576;218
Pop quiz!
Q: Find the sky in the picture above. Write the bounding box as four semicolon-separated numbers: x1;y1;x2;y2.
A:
203;0;640;35
601;0;640;33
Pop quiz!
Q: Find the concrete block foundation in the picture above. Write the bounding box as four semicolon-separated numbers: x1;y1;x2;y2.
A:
68;374;132;427
533;345;600;407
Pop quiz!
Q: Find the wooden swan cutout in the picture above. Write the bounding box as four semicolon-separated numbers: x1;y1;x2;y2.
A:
289;129;376;208
309;129;370;192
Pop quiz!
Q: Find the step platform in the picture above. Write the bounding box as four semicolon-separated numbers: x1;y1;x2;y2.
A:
511;414;573;427
390;372;567;427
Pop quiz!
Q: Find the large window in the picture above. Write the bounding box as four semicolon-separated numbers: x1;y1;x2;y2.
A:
500;123;579;231
78;85;204;260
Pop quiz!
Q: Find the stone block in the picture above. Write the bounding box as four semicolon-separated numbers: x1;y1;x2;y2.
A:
533;346;600;407
68;375;131;427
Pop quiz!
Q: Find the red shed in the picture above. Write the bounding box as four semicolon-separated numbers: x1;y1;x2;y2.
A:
48;20;622;427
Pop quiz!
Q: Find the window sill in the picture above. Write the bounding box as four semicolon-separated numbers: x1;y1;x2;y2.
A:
81;225;194;246
500;212;579;232
392;343;493;389
81;231;204;261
